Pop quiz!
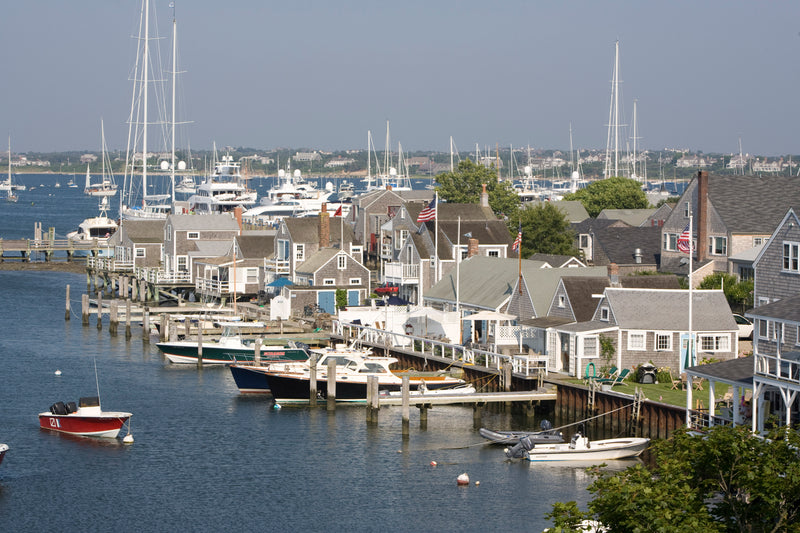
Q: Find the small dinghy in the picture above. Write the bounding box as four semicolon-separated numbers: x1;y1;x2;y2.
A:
480;420;564;445
505;425;649;462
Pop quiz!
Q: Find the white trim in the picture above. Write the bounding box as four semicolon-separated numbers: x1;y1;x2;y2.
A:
627;331;646;351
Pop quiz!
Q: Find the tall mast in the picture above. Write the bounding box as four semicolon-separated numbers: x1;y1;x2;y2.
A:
569;123;575;173
631;99;638;180
613;40;619;178
170;2;177;204
142;0;149;206
450;136;454;172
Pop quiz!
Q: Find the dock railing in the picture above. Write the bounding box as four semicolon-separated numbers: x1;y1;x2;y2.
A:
332;319;547;378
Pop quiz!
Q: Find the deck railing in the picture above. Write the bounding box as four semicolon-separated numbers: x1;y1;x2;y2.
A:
755;353;800;385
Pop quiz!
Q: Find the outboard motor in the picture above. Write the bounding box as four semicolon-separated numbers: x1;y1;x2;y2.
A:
65;401;78;414
505;435;535;459
540;419;553;432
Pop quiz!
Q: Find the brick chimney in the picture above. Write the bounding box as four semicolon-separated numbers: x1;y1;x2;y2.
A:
467;238;479;258
319;204;330;249
696;171;708;262
480;183;489;208
234;206;243;231
607;262;619;286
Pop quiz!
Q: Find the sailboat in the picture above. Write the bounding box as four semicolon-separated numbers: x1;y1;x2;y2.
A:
364;121;412;192
4;137;19;203
120;0;173;220
85;120;118;197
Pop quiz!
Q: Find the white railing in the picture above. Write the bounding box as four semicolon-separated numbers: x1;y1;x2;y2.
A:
264;258;290;275
88;256;134;272
195;277;230;296
383;262;419;283
755;353;800;385
332;320;546;378
134;267;192;284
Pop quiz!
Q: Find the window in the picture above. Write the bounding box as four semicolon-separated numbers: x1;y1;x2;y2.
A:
796;325;800;346
338;255;346;269
349;278;361;285
166;225;172;241
583;336;598;357
683;203;690;218
655;333;671;351
294;244;305;263
758;319;768;339
177;256;188;272
628;332;646;351
783;241;800;272
600;307;610;321
187;231;199;240
323;278;335;286
396;230;408;249
277;240;290;261
246;268;258;283
699;334;730;352
580;234;590;248
708;236;727;256
135;248;145;258
663;233;677;251
488;250;499;257
557;295;566;308
753;237;763;246
460;247;468;260
773;322;784;343
738;266;754;281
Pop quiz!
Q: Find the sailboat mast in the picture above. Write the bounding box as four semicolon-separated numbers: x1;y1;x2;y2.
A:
170;4;177;205
142;0;150;207
613;40;620;178
632;99;638;179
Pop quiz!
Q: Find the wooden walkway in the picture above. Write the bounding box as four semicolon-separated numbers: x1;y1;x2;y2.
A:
0;237;103;261
376;389;556;407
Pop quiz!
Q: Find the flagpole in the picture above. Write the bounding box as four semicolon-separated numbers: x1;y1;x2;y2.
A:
434;191;439;282
456;216;461;317
518;225;522;294
688;202;693;367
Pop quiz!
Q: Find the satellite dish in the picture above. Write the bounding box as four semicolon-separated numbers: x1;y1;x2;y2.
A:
293;169;301;178
160;160;170;170
278;169;285;178
177;161;187;170
389;167;397;176
325;181;333;191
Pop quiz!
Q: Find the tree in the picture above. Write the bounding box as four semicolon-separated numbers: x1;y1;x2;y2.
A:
435;159;520;217
547;425;800;532
509;202;577;256
697;272;753;314
563;176;649;217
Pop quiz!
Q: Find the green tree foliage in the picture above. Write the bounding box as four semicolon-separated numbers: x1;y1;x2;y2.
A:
509;202;577;256
335;288;347;309
697;272;754;314
435;159;520;217
548;425;800;532
563;176;649;217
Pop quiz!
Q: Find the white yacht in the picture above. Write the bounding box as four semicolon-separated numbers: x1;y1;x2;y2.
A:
67;196;118;255
187;155;257;214
261;168;332;210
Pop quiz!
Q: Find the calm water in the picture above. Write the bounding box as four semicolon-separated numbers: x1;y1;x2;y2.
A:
0;175;600;532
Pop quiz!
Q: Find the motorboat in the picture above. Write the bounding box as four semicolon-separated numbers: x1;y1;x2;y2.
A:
261;168;332;210
505;427;649;462
156;322;309;365
0;443;7;465
38;396;132;439
479;420;564;445
66;195;118;253
245;343;466;401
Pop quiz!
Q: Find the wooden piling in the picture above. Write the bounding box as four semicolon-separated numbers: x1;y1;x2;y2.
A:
96;293;103;330
81;293;89;325
366;375;377;423
197;326;203;368
473;402;483;428
401;375;410;435
125;300;132;339
370;377;380;423
326;357;337;411
109;300;118;336
309;353;318;404
254;339;262;364
159;314;167;342
65;284;71;321
419;404;429;430
142;307;150;343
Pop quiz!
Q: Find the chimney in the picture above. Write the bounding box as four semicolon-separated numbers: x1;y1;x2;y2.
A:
319;203;330;249
608;262;619;286
467;238;479;258
480;183;489;208
696;171;708;262
633;248;642;264
234;206;243;231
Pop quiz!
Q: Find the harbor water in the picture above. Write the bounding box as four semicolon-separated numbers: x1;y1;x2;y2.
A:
0;175;620;531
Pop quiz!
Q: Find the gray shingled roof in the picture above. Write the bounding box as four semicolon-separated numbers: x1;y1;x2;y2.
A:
236;234;273;259
686;356;754;386
295;248;341;275
168;213;240;231
597;208;658;227
708;174;800;234
529;200;590;223
119;219;164;242
529;253;584;267
527;266;610;316
561;275;681;322
594;225;662;265
604;288;736;331
746;294;800;323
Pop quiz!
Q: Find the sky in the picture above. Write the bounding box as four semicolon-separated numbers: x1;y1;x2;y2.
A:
2;1;800;156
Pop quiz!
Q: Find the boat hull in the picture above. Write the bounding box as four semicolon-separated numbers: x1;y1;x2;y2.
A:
525;438;649;462
229;364;273;393
0;443;8;465
479;427;564;445
38;412;131;438
157;342;308;365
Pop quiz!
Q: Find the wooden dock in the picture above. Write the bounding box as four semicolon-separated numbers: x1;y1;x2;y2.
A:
376;389;556;407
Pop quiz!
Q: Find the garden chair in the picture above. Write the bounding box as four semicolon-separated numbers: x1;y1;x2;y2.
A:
600;366;619;380
670;372;686;390
597;368;630;386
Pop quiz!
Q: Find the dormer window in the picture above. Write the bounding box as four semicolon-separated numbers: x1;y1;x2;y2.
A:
188;232;199;240
600;307;609;321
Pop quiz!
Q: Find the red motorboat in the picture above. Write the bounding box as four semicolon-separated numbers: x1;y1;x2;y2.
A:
39;396;132;439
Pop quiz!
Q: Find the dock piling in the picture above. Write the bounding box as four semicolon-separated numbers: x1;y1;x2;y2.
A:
125;300;132;339
65;284;70;321
196;326;203;368
326;358;337;411
142;308;150;343
401;376;410;435
81;293;89;325
96;294;103;330
309;353;318;405
109;300;118;336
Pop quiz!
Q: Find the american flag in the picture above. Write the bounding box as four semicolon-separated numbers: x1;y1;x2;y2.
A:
416;197;437;222
677;223;691;254
334;205;342;217
512;222;522;252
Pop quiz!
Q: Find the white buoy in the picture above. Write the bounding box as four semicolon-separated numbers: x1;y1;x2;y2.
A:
475;481;480;486
123;434;134;444
54;370;62;376
457;473;470;486
273;403;282;410
430;461;437;467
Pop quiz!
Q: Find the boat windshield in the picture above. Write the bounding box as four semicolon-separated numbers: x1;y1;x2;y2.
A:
360;363;389;373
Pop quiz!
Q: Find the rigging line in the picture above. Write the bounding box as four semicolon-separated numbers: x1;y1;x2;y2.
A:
548;402;634;434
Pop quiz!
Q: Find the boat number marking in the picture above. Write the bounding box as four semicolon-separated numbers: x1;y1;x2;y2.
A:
49;418;61;428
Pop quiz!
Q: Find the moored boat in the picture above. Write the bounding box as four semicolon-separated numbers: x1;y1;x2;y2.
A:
505;427;649;462
479;420;564;445
156;322;309;365
0;443;8;465
38;396;132;439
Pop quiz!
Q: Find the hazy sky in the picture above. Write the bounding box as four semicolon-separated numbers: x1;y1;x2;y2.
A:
2;1;799;156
